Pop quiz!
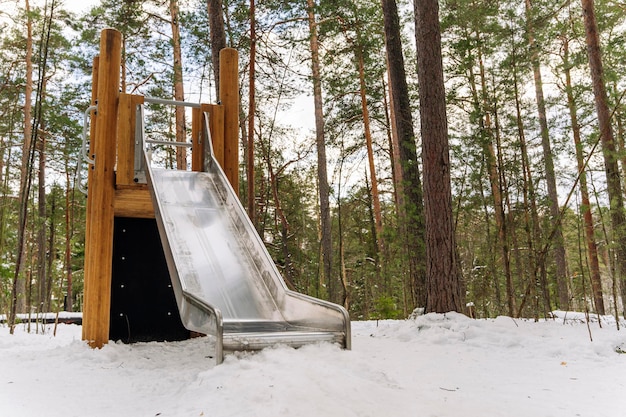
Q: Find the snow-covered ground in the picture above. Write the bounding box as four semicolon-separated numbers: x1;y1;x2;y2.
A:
1;311;625;416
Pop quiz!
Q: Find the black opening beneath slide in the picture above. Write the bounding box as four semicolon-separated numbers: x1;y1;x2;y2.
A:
110;217;189;343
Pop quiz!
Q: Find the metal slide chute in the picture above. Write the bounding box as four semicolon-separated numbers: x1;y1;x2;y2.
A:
143;109;350;364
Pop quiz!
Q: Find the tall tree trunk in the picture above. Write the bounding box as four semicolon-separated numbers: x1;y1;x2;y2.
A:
613;81;626;198
247;0;256;224
356;47;384;260
34;0;55;315
382;71;403;217
492;89;513;316
46;191;55;311
337;156;350;309
64;165;73;312
338;206;350;311
207;0;227;99
525;0;569;310
414;0;463;313
307;0;333;301
581;0;626;316
476;158;500;316
561;36;605;314
266;158;296;290
0;132;3;196
37;110;47;314
467;27;513;316
453;17;509;315
517;116;542;318
510;32;541;317
9;0;35;332
383;0;426;309
383;69;410;306
170;0;187;170
0;128;12;314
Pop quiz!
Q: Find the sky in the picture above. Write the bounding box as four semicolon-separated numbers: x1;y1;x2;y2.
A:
60;0;99;13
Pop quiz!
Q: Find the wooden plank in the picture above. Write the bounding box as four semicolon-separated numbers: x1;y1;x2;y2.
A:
219;48;239;195
208;104;225;169
114;187;155;218
116;94;144;186
116;93;134;186
82;29;122;349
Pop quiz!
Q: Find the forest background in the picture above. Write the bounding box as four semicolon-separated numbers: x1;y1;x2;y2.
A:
1;0;625;324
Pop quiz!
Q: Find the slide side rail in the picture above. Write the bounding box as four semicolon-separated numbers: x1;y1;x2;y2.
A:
182;290;224;364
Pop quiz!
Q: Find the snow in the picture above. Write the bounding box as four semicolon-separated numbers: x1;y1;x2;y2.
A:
1;312;625;416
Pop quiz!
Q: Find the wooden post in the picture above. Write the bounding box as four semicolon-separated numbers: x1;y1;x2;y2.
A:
81;56;99;342
219;48;239;194
82;29;122;348
191;106;202;172
192;104;225;172
209;104;225;167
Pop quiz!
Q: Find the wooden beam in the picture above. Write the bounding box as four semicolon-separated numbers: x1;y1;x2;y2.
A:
208;104;225;168
81;56;99;343
114;187;155;218
219;48;239;194
82;29;122;349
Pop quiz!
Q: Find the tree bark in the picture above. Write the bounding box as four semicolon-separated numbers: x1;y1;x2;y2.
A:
492;96;513;317
561;36;605;314
37;107;47;314
170;0;187;170
247;0;256;224
383;0;426;309
581;0;626;316
64;164;73;312
337;157;350;309
510;30;541;317
356;47;384;259
466;27;513;316
46;189;56;313
614;81;626;198
307;0;333;301
414;0;463;313
383;70;404;218
207;0;227;99
265;153;296;291
9;0;34;332
525;0;569;310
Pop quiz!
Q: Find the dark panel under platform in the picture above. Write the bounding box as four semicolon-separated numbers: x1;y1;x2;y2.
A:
110;217;190;343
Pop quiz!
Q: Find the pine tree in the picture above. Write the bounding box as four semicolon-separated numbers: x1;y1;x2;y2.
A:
581;0;626;317
307;0;334;301
382;0;426;309
415;0;464;313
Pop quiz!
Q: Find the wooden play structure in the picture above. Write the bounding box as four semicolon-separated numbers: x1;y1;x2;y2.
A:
81;29;350;362
81;28;239;347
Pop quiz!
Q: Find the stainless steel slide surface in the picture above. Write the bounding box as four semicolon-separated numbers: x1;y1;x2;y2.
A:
144;134;350;363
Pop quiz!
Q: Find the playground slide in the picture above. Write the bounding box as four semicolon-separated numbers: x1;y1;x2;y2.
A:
144;117;350;364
